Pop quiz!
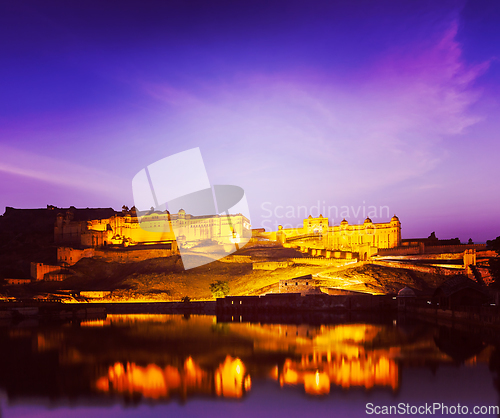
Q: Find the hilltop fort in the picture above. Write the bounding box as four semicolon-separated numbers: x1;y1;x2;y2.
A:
0;205;497;303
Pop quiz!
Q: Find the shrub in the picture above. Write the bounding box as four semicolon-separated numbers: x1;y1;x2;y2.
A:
209;280;230;298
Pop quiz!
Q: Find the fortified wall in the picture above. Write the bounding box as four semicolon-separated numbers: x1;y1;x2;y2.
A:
279;275;318;295
253;261;291;271
370;260;464;278
30;263;67;281
57;246;175;265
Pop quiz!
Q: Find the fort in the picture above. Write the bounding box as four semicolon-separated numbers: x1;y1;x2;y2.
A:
261;214;487;261
263;215;401;260
1;205;497;304
54;206;250;250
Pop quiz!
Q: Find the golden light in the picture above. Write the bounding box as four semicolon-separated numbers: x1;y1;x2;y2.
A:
244;375;252;392
230;232;241;244
215;356;249;398
304;371;330;395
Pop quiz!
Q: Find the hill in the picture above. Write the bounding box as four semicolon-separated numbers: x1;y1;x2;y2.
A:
2;245;451;301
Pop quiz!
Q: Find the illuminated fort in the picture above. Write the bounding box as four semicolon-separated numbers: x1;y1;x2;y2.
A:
270;215;401;259
54;206;251;250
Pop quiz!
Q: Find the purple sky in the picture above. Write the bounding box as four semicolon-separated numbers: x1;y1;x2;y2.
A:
1;0;500;242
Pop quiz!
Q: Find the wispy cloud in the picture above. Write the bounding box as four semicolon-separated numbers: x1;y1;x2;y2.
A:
141;82;203;108
137;21;489;208
0;144;128;199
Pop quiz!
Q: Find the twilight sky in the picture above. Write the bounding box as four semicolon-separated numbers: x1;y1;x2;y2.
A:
1;0;499;241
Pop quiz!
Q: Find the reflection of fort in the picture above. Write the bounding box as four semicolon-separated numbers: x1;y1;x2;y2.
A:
95;355;251;400
230;323;399;394
0;315;495;405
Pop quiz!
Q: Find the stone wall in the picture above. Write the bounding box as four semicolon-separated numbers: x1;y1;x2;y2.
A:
57;247;95;266
377;244;487;256
253;261;291;271
45;272;71;282
57;246;175;264
370;260;463;276
279;277;314;294
80;291;111;299
299;247;355;259
220;255;253;263
378;253;464;261
5;279;31;285
217;294;396;312
93;248;173;263
377;246;421;256
423;244;486;254
478;250;498;258
30;263;62;281
289;257;355;266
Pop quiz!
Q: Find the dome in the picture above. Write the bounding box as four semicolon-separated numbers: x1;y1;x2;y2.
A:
340;218;348;225
391;215;400;222
398;287;416;298
364;217;372;223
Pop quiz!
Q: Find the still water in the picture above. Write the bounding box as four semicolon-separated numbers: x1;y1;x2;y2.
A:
0;314;498;417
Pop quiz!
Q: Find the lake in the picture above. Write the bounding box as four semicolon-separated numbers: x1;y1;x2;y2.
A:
0;313;498;417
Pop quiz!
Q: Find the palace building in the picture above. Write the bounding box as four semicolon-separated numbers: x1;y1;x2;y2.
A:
55;206;251;250
275;214;401;256
320;215;401;251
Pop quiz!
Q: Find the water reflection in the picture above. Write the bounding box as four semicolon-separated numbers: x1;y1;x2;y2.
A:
0;314;496;405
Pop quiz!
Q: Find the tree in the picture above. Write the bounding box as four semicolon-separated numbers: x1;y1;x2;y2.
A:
209;280;230;298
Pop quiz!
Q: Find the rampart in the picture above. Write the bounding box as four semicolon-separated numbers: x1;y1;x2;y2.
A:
253;261;291;271
57;247;95;265
377;243;486;256
279;276;315;294
30;263;62;281
80;291;111;299
220;255;253;263
370;260;463;276
423;243;486;254
377;246;421;256
5;279;31;285
477;250;498;258
377;253;463;261
57;246;175;264
217;293;396;312
289;257;356;266
298;246;356;259
93;248;173;263
45;272;71;282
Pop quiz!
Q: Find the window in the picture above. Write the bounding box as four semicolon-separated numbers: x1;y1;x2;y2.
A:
296;282;298;286
306;282;308;285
